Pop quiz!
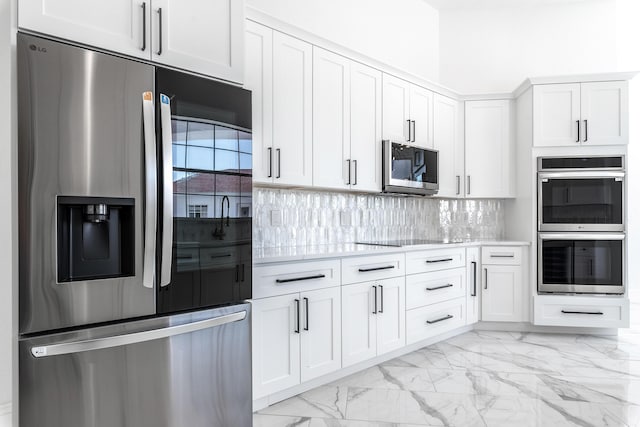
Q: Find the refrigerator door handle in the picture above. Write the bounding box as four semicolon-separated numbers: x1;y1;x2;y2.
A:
159;93;173;287
31;310;247;358
141;92;157;289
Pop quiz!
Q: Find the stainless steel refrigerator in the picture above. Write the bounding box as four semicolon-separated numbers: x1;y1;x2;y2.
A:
18;32;253;427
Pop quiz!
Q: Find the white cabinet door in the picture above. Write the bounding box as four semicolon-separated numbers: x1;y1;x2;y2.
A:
245;21;273;185
376;277;406;355
409;85;433;149
350;62;382;193
272;32;313;186
533;84;581;147
465;100;514;198
466;247;480;325
312;47;350;190
481;265;522;322
152;0;244;82
433;94;462;197
342;282;377;367
300;287;342;382
581;81;628;146
19;0;150;60
382;74;410;143
252;294;300;399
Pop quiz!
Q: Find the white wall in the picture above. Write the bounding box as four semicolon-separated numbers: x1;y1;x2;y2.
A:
246;0;440;83
438;0;639;94
0;0;15;424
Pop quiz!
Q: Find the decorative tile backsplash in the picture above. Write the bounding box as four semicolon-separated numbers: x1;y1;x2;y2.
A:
253;188;504;248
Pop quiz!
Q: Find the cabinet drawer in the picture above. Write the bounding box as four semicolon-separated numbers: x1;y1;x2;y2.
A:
342;253;405;284
253;259;341;299
406;268;466;310
482;246;522;265
406;248;465;275
406;297;466;344
534;296;629;328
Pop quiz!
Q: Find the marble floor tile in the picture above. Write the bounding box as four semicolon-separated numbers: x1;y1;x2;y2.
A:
259;386;348;419
381;346;452;370
253;414;311;427
330;365;435;392
537;375;640;406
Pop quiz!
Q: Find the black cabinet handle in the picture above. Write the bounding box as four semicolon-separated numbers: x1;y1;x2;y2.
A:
406;119;411;142
140;3;147;51
211;253;232;259
235;265;239;282
467;175;471;195
411;120;416;142
378;285;384;313
426;284;453;291
353;160;358;185
346;159;351;185
156;8;163;55
584;119;588;142
267;147;273;178
276;274;325;284
576;120;580;143
427;314;453;324
484;268;488;290
276;148;281;178
456;175;460;195
426;258;453;264
490;254;514;258
372;286;377;314
294;299;300;333
303;297;309;331
561;310;603;315
359;265;395;272
471;261;477;297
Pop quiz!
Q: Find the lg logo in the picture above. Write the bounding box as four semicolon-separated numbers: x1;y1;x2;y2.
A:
29;44;47;53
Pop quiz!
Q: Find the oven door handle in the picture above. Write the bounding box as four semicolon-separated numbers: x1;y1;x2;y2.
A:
538;171;625;180
539;233;625;241
159;94;174;287
141;92;157;289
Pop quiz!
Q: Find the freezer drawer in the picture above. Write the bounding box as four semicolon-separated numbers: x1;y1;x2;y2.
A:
20;304;252;427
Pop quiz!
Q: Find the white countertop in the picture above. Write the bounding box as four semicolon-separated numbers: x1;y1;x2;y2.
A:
253;240;530;264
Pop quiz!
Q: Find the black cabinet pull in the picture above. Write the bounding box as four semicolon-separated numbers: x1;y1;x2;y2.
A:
411;120;416;142
490;254;514;258
372;286;377;314
378;285;384;313
276;274;325;284
456;175;460;195
346;159;351;185
471;261;477;297
584;119;588;142
484;268;488;290
359;265;394;272
576;120;580;143
406;119;411;142
211;253;232;259
427;314;453;324
426;258;453;264
294;299;300;333
235;265;239;282
276;148;281;178
561;310;603;315
267;147;273;178
156;7;163;55
140;3;147;51
426;283;453;291
303;297;309;331
353;160;358;185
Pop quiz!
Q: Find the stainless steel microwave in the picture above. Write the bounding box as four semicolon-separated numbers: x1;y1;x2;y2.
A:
383;140;439;196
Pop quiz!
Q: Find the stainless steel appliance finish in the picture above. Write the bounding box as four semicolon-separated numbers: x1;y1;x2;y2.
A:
383;140;439;195
537;156;625;232
538;233;625;294
18;33;156;334
20;304;252;427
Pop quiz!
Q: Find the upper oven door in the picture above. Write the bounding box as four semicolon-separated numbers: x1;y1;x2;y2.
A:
155;68;252;315
538;171;624;232
383;141;439;195
538;233;625;294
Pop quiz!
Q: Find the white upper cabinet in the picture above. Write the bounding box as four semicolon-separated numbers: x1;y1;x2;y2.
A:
464;100;514;199
580;81;628;146
533;81;628;147
152;0;244;83
312;48;351;190
19;0;151;60
382;74;433;148
349;62;383;193
272;31;313;186
20;0;245;82
433;94;464;198
245;21;273;185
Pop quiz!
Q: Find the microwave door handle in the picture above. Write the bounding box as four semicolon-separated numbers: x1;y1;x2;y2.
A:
159;94;174;287
141;92;157;289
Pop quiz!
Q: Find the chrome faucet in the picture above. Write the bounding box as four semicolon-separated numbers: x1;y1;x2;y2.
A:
213;195;230;239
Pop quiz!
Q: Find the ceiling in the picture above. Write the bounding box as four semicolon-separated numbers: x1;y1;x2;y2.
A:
423;0;594;10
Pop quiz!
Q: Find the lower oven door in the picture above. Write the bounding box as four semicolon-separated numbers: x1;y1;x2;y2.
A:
538;233;624;294
19;304;252;427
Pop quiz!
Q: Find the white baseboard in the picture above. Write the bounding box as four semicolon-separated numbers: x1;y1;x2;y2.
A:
474;321;618;335
253;324;474;412
0;402;11;427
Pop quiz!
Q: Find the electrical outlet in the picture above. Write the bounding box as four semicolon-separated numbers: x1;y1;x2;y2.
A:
340;211;351;227
270;210;283;226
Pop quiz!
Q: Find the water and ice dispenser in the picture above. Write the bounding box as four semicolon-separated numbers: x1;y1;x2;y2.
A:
57;196;135;283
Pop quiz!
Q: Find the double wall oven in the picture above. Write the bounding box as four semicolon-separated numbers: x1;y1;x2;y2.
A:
537;156;625;294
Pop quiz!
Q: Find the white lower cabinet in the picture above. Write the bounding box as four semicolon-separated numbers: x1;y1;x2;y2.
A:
252;286;341;399
342;277;406;368
480;246;526;322
406;297;466;344
534;295;629;328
